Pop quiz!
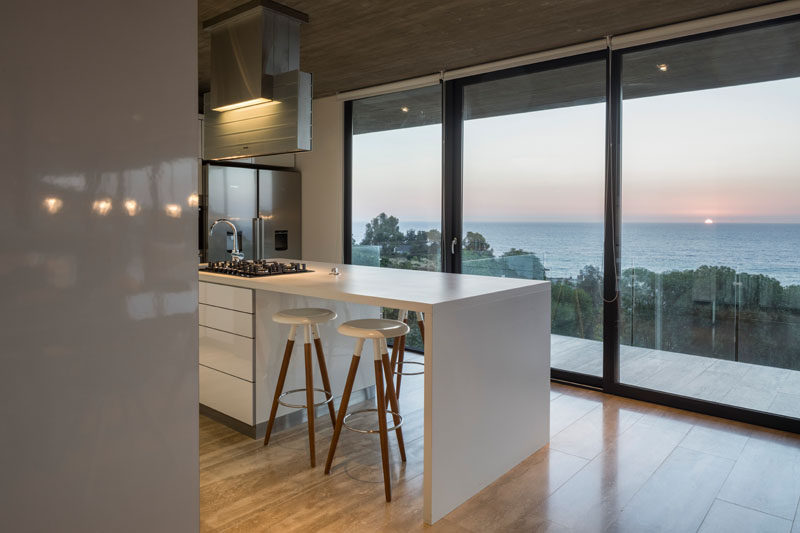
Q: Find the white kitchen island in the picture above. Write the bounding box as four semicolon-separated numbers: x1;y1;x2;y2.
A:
199;260;550;524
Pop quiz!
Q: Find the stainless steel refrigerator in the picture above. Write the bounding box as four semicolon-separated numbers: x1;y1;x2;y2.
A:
201;163;301;262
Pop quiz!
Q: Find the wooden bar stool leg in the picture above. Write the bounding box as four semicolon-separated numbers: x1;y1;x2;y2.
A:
312;324;337;427
373;340;392;502
303;325;316;467
417;311;425;343
381;338;406;463
264;325;296;446
325;338;364;475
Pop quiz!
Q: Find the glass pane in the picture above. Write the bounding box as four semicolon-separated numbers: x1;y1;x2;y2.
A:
620;19;800;417
350;85;442;350
461;59;606;376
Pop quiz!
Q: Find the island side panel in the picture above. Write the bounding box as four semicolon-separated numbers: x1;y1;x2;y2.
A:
424;286;551;524
254;290;380;425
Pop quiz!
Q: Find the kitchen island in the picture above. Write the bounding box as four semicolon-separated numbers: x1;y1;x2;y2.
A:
199;260;550;524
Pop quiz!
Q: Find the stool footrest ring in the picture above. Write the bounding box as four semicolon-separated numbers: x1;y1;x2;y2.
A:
278;388;333;409
343;408;403;434
392;360;424;376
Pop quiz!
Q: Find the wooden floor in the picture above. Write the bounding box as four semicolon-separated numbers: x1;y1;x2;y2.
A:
552;334;800;418
200;361;800;532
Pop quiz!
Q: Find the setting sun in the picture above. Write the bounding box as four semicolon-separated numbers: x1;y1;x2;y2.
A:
704;218;714;224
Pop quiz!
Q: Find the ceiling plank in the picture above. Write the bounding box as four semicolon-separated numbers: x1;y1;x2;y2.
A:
198;0;781;98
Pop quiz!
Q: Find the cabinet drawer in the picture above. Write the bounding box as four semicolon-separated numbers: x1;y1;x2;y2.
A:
199;304;253;338
199;365;253;425
199;326;253;381
199;282;253;313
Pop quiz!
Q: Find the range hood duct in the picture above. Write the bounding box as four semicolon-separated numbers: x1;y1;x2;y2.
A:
203;1;312;160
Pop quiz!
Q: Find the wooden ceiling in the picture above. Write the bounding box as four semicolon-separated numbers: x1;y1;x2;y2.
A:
198;0;780;98
352;16;800;134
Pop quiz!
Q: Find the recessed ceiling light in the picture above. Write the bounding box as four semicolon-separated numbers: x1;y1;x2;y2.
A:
401;106;409;112
657;63;669;72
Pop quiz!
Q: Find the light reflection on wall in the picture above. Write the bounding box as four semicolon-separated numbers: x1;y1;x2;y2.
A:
165;204;182;218
187;193;199;207
92;198;112;216
124;199;140;216
43;197;63;214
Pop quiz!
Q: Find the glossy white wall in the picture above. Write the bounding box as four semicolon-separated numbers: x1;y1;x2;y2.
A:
0;1;199;530
296;96;345;262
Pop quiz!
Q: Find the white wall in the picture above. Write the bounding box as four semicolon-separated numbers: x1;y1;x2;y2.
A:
296;96;345;263
0;1;199;531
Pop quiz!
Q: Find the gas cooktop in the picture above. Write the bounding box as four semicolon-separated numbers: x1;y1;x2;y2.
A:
201;260;312;278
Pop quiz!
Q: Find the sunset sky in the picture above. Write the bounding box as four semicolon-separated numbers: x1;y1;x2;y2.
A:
352;77;800;224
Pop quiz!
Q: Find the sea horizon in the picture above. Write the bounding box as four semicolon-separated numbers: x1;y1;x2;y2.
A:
351;220;800;285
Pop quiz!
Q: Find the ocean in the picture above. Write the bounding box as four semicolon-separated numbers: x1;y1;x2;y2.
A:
352;221;800;286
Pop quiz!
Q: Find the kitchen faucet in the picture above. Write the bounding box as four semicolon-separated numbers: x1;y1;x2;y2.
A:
210;218;245;262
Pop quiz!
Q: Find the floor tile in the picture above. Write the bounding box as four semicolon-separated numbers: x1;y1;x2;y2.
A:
536;413;689;532
723;384;777;412
718;435;800;519
769;392;800;419
679;424;749;460
611;447;734;532
698;499;792;533
549;393;602;437
550;398;644;460
445;447;588;532
778;370;800;396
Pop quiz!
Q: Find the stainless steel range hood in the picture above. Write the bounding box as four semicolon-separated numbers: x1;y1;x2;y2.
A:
203;1;312;160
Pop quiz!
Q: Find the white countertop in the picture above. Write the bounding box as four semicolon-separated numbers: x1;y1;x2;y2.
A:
198;260;549;312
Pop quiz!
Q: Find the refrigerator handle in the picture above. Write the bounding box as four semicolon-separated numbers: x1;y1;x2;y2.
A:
253;217;265;260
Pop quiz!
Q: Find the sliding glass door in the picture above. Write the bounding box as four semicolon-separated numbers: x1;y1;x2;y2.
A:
617;18;800;417
458;57;607;378
345;15;800;432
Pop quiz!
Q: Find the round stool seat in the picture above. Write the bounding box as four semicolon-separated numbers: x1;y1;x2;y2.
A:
338;319;410;339
272;308;337;325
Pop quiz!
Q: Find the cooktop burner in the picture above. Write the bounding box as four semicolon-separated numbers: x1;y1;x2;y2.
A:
201;260;311;278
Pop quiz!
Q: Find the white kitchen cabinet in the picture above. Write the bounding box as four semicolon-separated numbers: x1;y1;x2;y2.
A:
199;303;254;338
199;326;253;381
199;281;253;313
199;365;253;425
198;281;255;430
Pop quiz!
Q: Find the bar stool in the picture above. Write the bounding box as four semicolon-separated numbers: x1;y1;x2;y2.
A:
387;310;425;402
324;318;409;502
263;308;337;468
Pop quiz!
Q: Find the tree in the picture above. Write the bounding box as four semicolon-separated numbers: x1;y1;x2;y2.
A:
502;248;528;257
404;229;430;258
463;231;494;260
498;248;546;280
360;213;405;254
577;265;603;309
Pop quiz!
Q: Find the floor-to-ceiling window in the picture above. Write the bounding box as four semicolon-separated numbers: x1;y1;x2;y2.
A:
345;15;800;431
617;18;800;417
348;85;442;349
459;57;606;378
